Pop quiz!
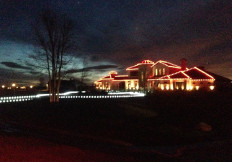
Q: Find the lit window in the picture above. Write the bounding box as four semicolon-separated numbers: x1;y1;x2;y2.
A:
141;72;144;81
163;68;165;75
210;86;214;90
161;84;164;90
181;85;184;90
155;69;158;76
170;85;174;90
159;69;162;75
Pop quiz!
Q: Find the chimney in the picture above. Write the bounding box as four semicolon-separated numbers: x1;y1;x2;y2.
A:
180;58;187;70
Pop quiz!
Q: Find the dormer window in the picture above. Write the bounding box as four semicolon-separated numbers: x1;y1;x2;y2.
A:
155;69;158;76
163;68;165;75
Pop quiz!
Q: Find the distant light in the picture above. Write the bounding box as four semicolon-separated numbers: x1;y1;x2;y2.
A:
161;84;164;90
2;85;5;89
20;86;26;89
210;86;214;90
190;86;193;90
170;85;174;90
181;85;184;90
30;85;33;89
12;83;16;87
196;86;199;90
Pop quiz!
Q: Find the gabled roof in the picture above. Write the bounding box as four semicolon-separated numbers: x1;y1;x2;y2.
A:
153;67;215;80
95;75;113;83
126;60;154;71
126;64;140;71
95;71;118;83
114;75;138;81
152;60;181;69
169;72;189;79
103;75;111;79
114;75;129;80
185;67;214;79
126;59;183;71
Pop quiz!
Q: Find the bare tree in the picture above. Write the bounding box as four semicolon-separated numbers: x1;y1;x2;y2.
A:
34;10;75;102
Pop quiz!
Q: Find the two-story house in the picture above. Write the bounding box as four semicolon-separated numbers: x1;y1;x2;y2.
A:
95;59;216;91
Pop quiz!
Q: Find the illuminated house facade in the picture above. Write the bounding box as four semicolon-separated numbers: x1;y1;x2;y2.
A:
95;59;215;91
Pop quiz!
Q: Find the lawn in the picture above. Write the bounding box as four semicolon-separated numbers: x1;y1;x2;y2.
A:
0;90;232;160
0;135;137;162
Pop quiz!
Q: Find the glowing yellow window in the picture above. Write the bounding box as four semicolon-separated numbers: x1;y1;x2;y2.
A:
141;72;144;81
159;69;162;75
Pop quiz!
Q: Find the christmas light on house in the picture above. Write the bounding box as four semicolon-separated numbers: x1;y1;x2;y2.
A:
95;59;219;91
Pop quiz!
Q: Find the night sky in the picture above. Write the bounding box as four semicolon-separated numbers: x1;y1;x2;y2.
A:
1;0;232;85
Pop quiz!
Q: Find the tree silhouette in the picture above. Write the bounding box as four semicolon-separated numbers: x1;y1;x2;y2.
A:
33;10;76;102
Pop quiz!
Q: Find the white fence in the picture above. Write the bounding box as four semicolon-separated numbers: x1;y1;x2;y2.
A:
0;91;145;104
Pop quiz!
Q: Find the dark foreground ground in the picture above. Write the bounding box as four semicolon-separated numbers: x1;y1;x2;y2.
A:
0;91;232;161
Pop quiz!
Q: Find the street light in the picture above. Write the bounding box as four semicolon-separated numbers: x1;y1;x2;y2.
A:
2;85;5;89
30;85;33;89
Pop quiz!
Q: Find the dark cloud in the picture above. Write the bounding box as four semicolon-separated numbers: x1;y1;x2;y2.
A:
29;71;41;75
1;0;232;83
1;62;32;70
170;0;232;42
66;65;118;74
75;0;232;70
0;68;39;85
24;61;36;68
197;39;232;58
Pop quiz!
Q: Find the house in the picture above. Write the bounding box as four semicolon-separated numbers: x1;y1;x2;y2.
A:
95;59;229;91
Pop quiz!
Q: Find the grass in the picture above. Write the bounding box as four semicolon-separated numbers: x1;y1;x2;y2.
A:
0;90;232;160
0;135;136;162
1;90;232;147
